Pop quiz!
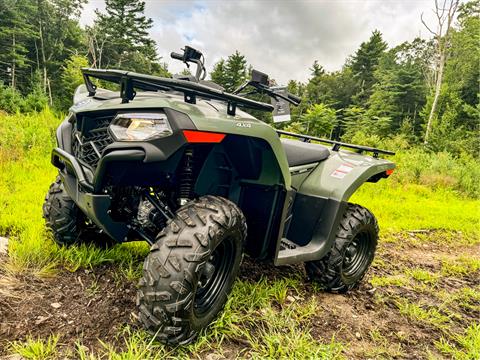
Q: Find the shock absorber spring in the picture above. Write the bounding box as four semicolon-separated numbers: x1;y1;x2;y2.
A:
178;148;195;205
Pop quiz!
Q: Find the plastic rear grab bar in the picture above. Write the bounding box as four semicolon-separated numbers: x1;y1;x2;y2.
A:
276;130;395;158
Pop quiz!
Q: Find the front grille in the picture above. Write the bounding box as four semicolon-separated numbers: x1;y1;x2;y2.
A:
72;115;115;169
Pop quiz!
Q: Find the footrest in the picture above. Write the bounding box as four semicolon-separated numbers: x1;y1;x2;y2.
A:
280;238;297;250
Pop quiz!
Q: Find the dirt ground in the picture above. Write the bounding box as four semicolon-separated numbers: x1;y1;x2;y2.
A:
1;233;479;359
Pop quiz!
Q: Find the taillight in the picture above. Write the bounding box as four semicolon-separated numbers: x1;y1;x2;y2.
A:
183;130;225;143
386;169;394;176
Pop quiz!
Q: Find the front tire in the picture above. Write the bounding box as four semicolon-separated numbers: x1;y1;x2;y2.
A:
42;176;114;247
137;195;246;344
305;203;378;293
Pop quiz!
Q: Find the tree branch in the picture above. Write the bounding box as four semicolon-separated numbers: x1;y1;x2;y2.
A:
421;13;437;36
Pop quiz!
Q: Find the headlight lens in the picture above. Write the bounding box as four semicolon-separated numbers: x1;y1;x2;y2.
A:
109;112;173;141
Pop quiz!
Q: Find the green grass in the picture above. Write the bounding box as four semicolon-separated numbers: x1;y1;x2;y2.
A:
1;109;479;274
440;256;480;276
370;274;409;287
352;182;480;238
10;334;59;360
1;110;480;358
405;268;439;284
435;323;480;360
396;299;452;330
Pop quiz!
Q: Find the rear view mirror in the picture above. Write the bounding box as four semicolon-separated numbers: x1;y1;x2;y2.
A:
251;69;269;86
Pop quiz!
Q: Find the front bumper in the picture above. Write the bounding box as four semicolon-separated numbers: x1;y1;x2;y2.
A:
51;147;145;242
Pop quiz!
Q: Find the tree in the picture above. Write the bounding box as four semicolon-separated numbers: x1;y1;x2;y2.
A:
301;103;337;137
35;0;86;104
88;0;160;73
421;0;460;143
349;30;388;105
59;54;89;108
422;0;479;153
367;43;427;136
210;51;248;92
0;0;36;89
210;59;227;88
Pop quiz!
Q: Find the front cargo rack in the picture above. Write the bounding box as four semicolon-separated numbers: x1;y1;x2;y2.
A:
81;68;274;116
277;130;395;158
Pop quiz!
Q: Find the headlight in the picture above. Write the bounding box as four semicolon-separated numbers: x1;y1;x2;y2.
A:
109;112;173;141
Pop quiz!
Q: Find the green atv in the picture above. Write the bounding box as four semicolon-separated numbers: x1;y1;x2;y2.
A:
43;46;395;344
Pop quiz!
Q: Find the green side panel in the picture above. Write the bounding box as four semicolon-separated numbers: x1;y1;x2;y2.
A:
72;90;292;188
298;150;395;201
289;163;318;189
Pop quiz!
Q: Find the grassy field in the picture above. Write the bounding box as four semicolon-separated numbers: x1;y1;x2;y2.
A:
0;110;479;359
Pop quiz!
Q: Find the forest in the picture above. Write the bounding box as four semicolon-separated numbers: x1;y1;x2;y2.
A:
0;0;478;156
0;0;479;358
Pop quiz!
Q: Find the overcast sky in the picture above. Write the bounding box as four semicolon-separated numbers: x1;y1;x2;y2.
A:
81;0;440;84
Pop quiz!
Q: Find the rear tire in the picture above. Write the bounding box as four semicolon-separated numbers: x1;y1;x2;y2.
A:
305;203;378;293
42;176;114;247
137;195;246;344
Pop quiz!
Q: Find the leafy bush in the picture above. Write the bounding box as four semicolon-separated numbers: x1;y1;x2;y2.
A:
0;84;25;113
301;103;337;137
0;83;48;114
57;54;89;110
0;109;58;162
338;130;479;198
391;149;479;198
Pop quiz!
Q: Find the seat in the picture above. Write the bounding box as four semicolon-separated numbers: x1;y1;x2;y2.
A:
280;138;330;167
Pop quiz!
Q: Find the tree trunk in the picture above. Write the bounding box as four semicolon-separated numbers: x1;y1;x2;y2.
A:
47;77;52;105
421;0;459;144
38;1;48;92
424;51;445;144
11;32;16;89
34;40;40;70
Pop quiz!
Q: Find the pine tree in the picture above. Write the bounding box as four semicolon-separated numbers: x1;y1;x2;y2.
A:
90;0;158;72
350;30;387;105
210;51;247;92
367;46;427;136
305;61;326;104
35;0;86;103
211;59;227;88
0;0;36;89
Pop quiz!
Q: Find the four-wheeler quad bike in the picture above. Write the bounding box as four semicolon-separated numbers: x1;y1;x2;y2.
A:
43;46;395;344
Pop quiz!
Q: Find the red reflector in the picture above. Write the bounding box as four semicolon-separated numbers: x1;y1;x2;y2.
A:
386;169;394;176
183;130;225;143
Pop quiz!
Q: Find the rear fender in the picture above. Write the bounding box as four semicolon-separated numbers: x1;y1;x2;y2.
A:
274;150;394;265
298;150;395;201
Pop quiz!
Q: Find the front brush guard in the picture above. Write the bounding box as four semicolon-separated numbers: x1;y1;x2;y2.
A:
51;147;145;242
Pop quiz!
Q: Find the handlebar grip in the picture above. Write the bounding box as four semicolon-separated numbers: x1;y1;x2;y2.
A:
288;93;301;103
170;52;184;61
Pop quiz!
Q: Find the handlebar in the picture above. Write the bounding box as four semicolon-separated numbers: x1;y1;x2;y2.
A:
287;93;301;104
170;52;184;61
170;47;206;80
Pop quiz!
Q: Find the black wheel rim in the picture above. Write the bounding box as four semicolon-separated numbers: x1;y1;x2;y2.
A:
342;230;373;282
194;236;235;317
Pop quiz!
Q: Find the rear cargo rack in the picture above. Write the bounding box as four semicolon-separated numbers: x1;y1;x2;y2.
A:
277;130;395;158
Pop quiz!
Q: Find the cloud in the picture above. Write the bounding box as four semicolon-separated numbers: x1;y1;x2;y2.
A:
81;0;438;83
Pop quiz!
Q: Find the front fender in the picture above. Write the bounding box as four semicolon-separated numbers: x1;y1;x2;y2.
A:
298;150;395;201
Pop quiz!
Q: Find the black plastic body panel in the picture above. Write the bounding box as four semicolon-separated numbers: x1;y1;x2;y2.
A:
273;192;347;265
51;107;198;243
56;117;73;153
61;172;130;241
239;184;285;259
223;136;263;180
287;193;328;246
